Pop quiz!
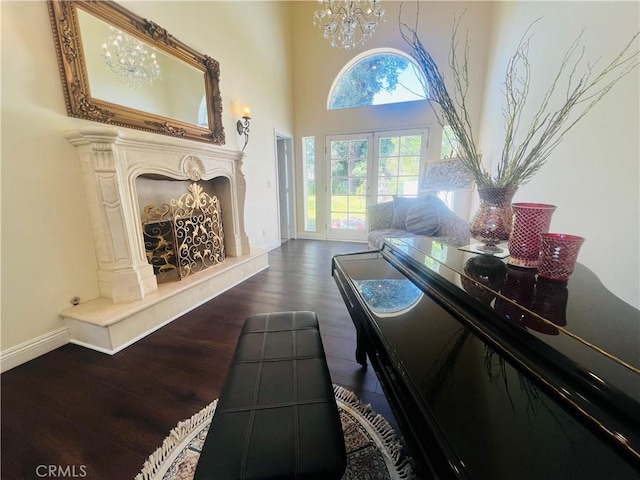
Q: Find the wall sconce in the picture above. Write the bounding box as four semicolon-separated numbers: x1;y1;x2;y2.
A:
236;105;251;151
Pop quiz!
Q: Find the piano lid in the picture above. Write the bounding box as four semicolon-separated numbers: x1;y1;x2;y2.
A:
380;236;640;403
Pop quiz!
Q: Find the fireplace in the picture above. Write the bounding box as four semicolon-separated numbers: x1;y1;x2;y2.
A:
59;127;268;353
139;178;227;283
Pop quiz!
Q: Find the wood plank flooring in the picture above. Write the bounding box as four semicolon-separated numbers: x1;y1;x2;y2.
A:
1;239;398;480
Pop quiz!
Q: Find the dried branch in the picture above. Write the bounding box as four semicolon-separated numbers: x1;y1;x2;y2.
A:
399;6;639;188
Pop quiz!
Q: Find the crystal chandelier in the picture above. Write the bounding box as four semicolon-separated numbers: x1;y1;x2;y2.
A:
314;0;385;50
102;27;160;89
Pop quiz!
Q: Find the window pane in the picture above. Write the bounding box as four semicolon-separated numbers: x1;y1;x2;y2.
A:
349;140;368;158
349;196;367;213
399;156;419;175
378;157;399;176
399;135;421;155
331;212;348;228
398;177;419;196
329;52;427;110
349;178;366;195
331;160;348;177
378;177;398;195
350;159;367;177
303;137;316;232
331;195;348;212
331;178;348;194
379;137;399;156
376;133;423;206
331;141;348;159
332;214;365;231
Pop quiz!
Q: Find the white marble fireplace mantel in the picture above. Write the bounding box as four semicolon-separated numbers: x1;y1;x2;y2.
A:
59;127;268;354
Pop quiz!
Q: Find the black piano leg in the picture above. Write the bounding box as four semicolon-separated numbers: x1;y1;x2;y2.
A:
355;331;368;369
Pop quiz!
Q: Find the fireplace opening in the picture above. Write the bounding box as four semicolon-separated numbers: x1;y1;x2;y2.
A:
137;176;229;283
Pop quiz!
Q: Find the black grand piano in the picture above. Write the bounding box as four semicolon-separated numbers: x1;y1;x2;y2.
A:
332;237;640;479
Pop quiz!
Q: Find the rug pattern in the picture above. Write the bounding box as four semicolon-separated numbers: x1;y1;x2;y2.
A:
135;385;416;480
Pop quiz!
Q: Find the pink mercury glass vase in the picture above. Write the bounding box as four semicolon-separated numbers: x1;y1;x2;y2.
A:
508;203;557;268
469;187;518;254
538;233;586;282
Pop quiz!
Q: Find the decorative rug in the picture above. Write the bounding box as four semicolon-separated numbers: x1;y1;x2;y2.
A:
135;384;416;480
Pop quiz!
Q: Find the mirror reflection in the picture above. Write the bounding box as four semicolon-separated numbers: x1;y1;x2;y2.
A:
77;8;206;127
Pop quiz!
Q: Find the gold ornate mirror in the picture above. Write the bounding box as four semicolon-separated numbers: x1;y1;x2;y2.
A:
47;0;225;144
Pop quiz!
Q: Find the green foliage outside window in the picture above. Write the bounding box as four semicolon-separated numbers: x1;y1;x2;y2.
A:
330;53;426;110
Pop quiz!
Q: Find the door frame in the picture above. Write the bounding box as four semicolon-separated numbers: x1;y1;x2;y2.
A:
274;129;296;241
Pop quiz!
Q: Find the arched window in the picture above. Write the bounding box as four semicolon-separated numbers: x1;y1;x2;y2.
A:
328;48;426;110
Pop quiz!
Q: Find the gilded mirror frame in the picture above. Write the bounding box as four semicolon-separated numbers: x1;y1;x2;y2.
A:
47;0;225;144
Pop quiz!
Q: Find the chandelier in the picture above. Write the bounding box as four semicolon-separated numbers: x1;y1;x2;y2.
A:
102;27;160;89
314;0;385;50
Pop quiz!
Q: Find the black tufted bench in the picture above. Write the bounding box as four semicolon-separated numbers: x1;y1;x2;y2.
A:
194;311;347;480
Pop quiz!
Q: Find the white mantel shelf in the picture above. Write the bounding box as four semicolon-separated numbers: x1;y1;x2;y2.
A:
61;250;268;354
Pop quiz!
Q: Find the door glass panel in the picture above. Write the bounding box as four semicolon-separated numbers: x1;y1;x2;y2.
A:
376;133;423;204
328;136;370;240
349;195;366;213
326;130;426;241
378;177;398;195
378;157;398;176
331;178;348;194
349;177;366;195
331;195;348;211
350;158;367;175
331;140;349;158
349;140;368;157
332;159;348;177
400;156;419;175
399;135;421;155
379;137;399;156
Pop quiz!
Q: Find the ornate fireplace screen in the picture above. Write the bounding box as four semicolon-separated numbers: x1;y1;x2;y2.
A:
142;182;225;283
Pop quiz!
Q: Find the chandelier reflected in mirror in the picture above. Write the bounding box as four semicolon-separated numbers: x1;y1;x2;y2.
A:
102;26;161;88
314;0;385;50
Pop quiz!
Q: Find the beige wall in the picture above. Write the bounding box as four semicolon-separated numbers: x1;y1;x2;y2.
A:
478;1;639;308
1;1;293;359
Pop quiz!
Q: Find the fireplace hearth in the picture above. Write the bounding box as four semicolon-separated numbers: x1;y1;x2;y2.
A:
59;127;268;354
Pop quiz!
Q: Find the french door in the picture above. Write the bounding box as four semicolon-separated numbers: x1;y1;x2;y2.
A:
325;129;428;241
325;134;372;241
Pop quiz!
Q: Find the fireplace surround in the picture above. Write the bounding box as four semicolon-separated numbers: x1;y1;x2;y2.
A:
59;127;268;353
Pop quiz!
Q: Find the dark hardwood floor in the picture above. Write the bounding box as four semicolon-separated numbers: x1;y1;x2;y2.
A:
1;239;398;480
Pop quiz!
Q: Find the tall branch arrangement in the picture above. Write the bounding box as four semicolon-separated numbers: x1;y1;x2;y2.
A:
399;6;639;189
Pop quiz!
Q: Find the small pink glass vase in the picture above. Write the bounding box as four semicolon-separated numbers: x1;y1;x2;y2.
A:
469;187;518;254
508;203;557;268
538;233;585;282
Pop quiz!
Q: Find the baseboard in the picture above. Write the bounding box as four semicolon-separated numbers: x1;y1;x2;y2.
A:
0;328;70;373
295;232;325;241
